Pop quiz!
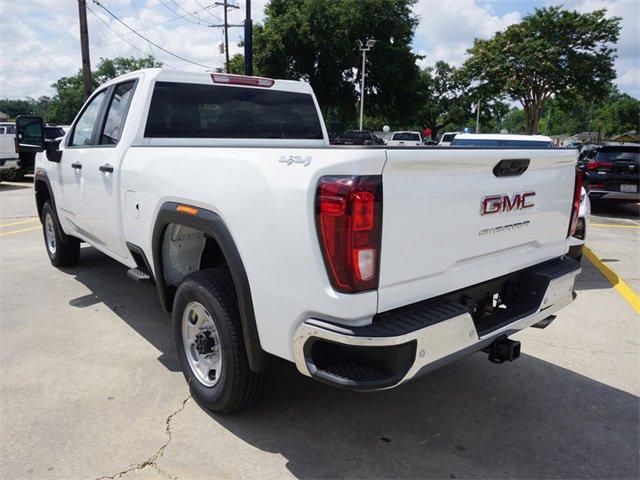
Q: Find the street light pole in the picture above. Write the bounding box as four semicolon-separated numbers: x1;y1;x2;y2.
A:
358;39;376;131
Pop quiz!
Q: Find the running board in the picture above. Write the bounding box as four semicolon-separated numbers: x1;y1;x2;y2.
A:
127;267;152;284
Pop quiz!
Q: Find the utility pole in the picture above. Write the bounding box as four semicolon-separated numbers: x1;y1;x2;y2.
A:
215;0;239;73
78;0;93;99
475;99;481;133
358;39;376;131
244;0;253;75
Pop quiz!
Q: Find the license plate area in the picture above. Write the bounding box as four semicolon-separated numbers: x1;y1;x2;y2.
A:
620;184;638;193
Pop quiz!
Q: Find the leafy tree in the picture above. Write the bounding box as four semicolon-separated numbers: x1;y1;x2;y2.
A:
462;6;621;134
48;56;162;124
413;61;509;139
0;96;50;120
215;53;245;75
254;0;421;126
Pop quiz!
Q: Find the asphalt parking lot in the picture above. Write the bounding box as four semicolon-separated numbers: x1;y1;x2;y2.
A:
1;177;638;480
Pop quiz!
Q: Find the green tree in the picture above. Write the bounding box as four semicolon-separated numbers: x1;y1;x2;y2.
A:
254;0;421;126
462;6;621;134
0;97;50;119
413;61;509;138
215;53;246;75
48;56;162;124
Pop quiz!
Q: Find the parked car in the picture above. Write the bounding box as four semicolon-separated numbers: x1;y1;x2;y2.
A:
451;134;554;148
17;69;582;413
333;130;381;145
0;123;19;182
582;144;640;203
567;187;590;261
386;131;423;146
438;131;460;146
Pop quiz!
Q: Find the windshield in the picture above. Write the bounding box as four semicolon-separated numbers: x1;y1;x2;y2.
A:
339;131;371;140
440;133;456;142
451;138;553;148
45;127;65;140
1;125;15;134
392;132;420;141
595;147;640;162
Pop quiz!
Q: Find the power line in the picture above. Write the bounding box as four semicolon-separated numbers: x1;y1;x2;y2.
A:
157;0;210;26
87;5;176;68
169;0;204;21
194;0;222;21
91;0;214;69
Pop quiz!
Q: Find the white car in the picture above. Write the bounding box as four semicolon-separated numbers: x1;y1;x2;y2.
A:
568;187;590;261
450;133;554;148
386;131;423;146
438;131;460;146
19;69;582;413
0;123;20;181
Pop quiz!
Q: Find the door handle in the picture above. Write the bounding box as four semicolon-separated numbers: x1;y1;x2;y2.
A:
99;164;114;173
71;162;82;170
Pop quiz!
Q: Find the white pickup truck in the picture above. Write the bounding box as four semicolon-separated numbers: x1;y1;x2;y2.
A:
17;69;582;413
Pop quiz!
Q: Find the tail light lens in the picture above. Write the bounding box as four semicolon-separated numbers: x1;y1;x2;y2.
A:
587;161;614;170
316;176;382;292
568;170;583;238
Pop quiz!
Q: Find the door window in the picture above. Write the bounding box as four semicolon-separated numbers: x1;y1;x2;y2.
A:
100;81;136;145
70;90;107;146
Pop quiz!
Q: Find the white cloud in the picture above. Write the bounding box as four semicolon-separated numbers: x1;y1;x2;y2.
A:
0;0;637;100
412;0;521;68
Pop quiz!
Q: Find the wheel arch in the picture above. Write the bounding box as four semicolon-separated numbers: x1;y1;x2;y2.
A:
34;171;73;243
151;202;267;371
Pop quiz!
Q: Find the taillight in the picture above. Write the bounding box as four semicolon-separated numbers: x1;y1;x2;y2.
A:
568;170;583;238
587;161;614;170
316;176;382;292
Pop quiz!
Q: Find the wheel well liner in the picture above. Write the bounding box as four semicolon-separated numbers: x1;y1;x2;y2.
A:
152;202;267;371
34;171;73;243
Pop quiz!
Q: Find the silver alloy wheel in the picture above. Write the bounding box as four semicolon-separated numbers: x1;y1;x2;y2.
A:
182;301;223;387
44;213;56;255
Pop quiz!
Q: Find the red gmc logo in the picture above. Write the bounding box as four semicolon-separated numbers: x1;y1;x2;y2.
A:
481;192;535;215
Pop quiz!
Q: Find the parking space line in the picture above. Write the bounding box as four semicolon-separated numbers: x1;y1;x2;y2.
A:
0;226;41;237
584;247;640;314
589;223;640;229
0;218;38;228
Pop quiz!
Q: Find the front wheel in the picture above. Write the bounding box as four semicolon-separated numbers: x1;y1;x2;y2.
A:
41;201;80;267
173;267;269;414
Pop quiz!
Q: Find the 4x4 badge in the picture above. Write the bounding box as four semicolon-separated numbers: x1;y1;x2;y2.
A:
279;155;311;166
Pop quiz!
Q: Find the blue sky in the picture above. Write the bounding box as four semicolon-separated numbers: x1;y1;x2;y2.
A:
0;0;637;100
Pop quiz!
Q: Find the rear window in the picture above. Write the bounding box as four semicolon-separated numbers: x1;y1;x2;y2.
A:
440;133;456;142
144;82;323;139
596;147;640;162
451;139;552;148
392;132;420;141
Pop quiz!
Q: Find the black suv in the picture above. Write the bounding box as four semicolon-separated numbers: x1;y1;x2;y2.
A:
582;144;640;203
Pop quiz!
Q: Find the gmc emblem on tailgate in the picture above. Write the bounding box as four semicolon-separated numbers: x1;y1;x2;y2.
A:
481;192;535;215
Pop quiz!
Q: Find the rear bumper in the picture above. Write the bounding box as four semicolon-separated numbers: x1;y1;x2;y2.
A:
292;257;581;390
587;190;640;202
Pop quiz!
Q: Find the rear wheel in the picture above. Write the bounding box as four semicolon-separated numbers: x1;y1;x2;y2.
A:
173;267;269;414
41;201;80;267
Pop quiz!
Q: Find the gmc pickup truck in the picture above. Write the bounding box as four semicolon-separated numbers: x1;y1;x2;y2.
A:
17;69;582;413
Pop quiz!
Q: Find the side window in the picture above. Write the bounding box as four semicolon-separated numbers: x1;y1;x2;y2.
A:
100;81;136;145
70;90;107;146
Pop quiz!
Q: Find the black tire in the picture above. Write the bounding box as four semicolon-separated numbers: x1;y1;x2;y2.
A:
41;201;80;267
173;267;269;414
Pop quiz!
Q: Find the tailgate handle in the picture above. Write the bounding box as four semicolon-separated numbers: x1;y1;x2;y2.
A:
494;159;530;177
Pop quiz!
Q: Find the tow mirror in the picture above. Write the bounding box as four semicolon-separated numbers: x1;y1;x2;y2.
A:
15;115;45;153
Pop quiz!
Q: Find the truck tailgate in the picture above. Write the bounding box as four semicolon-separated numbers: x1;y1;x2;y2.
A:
378;148;578;312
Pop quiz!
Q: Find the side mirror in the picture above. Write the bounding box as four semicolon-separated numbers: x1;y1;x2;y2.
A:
15;115;45;153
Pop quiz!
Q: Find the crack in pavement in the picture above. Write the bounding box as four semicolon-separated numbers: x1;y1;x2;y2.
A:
94;396;191;480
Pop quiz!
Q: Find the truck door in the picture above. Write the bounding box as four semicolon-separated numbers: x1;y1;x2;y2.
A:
81;80;137;259
59;88;109;240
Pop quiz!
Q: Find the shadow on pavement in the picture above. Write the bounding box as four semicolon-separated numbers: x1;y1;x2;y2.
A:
0;182;31;192
64;246;179;372
65;247;638;478
574;256;613;291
